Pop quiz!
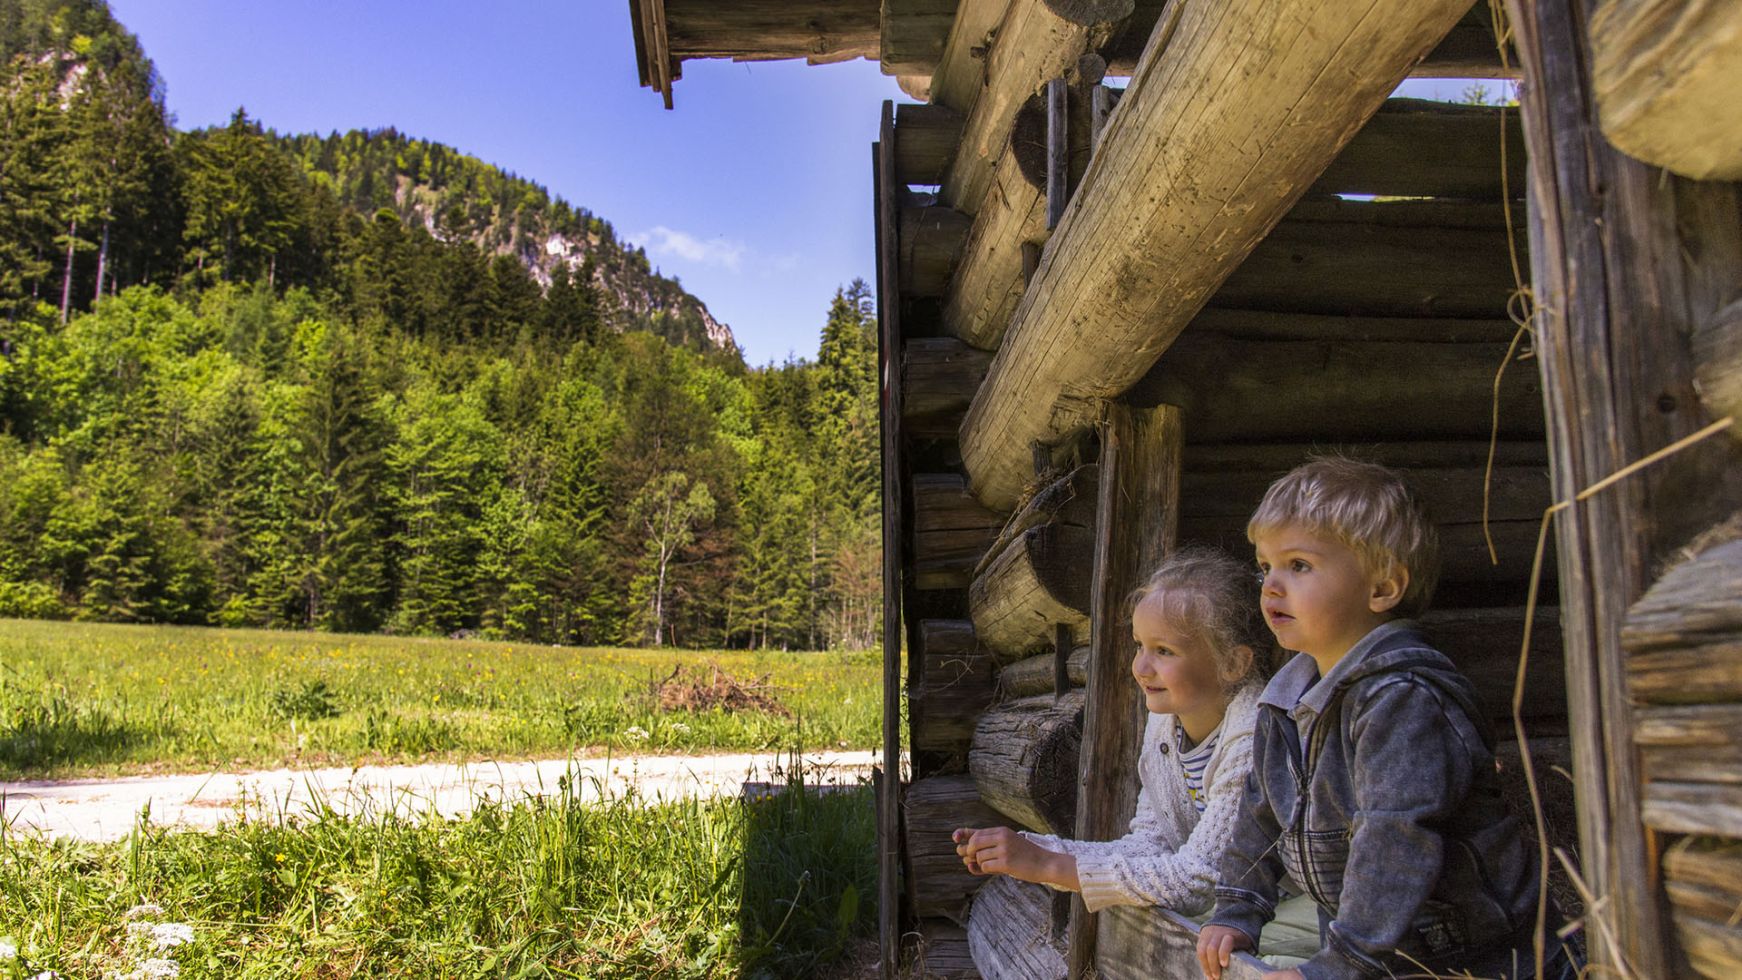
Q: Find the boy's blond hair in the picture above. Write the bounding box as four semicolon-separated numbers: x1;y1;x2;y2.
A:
1246;455;1440;618
1129;545;1278;689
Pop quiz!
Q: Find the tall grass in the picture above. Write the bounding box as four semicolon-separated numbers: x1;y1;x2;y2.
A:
0;770;875;978
0;619;881;778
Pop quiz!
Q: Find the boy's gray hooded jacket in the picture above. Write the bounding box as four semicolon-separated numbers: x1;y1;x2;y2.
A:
1208;624;1540;980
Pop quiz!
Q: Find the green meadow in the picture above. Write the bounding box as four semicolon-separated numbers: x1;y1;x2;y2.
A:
0;619;883;779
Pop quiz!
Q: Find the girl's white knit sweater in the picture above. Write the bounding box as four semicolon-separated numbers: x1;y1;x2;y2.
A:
1020;682;1260;915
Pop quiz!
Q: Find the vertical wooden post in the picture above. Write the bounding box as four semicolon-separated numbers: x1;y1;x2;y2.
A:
1091;84;1112;151
1046;77;1070;230
1054;622;1071;698
874;99;906;980
1504;2;1742;976
1066;402;1183;977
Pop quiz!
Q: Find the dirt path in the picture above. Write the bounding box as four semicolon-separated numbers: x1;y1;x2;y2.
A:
1;749;891;842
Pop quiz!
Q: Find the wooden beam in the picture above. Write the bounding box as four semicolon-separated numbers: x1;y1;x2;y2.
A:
1664;841;1742;980
913;473;1003;589
968;523;1095;660
966;874;1070;977
972;463;1097;579
1591;0;1742;180
1000;644;1090;697
659;0;880;63
1096;907;1270;980
1311;99;1527;200
913;918;981;979
1046;77;1069;229
929;0;1015;114
881;0;959;77
903;338;995;442
904;775;1005;922
969;690;1086;833
939;0;1130;216
1504;1;1742;972
894;104;966;186
1066;402;1180;976
899;204;973;298
873;100;905;980
1695;297;1742;440
957;0;1477;512
911;619;999;761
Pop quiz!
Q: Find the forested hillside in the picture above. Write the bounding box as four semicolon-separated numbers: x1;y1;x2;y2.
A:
0;0;881;649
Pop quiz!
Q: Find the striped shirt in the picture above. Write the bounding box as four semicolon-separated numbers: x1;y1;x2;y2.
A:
1176;718;1222;813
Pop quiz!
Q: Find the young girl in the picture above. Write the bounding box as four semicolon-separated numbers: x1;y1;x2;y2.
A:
952;546;1273;917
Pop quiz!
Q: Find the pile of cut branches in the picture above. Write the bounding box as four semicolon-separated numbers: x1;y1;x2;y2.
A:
652;662;791;716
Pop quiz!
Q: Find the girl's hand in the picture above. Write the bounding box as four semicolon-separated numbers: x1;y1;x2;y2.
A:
1262;971;1305;980
1195;924;1254;980
951;826;1073;887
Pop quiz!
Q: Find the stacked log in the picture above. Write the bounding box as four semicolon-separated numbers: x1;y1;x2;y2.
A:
969;524;1095;659
1097;907;1268;980
1664;840;1742;979
999;646;1090;698
905;775;1007;922
911;620;999;762
913;474;1004;589
966;875;1068;979
969;691;1086;834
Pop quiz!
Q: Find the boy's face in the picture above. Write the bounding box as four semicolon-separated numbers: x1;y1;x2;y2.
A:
1253;524;1403;667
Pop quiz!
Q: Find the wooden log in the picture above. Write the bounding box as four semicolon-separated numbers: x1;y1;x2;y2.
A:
1636;704;1742;785
973;464;1097;580
1000;646;1091;698
881;0;959;77
905;338;996;442
914;473;1005;589
896;103;967;186
1310;99;1527;201
966;875;1067;979
1066;403;1181;974
944;87;1098;350
658;0;881;64
1506;2;1742;969
1096;907;1270;980
1590;0;1742;180
1135;334;1545;445
1045;78;1069;229
914;918;982;979
969;524;1095;660
1624;538;1742;703
874;101;906;980
905;775;1007;923
969;690;1086;834
1664;839;1742;980
939;0;1132;217
1185;307;1521;345
1694;298;1742;439
1183;439;1549;473
1182;459;1550;526
1207;200;1523;319
912;620;1000;761
1421;607;1566;723
1642;781;1742;838
901;205;973;298
957;0;1477;512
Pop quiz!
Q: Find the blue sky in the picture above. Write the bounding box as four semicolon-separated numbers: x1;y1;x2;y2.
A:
107;1;908;365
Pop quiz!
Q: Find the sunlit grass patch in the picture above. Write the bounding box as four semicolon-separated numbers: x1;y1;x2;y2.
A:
0;775;876;979
0;619;882;779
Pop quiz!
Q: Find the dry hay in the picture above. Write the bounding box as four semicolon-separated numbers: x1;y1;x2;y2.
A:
652;661;791;716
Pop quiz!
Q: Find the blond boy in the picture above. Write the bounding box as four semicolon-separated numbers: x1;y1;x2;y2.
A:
1197;457;1572;980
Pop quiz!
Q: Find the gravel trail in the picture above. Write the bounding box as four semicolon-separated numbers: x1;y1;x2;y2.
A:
1;749;889;842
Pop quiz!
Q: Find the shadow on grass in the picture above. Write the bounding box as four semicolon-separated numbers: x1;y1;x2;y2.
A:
0;695;154;777
738;772;878;979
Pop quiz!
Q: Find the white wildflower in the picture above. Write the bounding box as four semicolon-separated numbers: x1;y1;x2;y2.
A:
149;922;194;950
0;939;16;960
125;921;153;937
123;903;164;921
622;725;650;741
669;721;691;735
30;971;63;980
135;959;182;980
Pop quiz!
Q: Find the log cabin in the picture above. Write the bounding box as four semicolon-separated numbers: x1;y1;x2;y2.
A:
625;1;1742;976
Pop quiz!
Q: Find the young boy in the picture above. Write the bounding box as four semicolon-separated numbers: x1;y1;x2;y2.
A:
1196;456;1566;980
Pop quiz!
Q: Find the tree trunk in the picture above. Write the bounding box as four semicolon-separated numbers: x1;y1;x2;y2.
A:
60;217;77;324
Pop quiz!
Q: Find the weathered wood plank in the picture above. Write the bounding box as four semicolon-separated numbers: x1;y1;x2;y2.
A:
896;103;967;186
1135;334;1544;445
1311;98;1527;200
1000;645;1091;698
968;523;1095;660
1096;906;1270;980
1067;403;1181;975
1663;839;1742;979
966;875;1068;979
939;0;1131;217
905;775;1007;923
1590;0;1742;180
914;473;1005;589
1411;2;1520;78
1623;539;1742;652
915;918;983;979
1186;307;1522;344
882;0;959;77
957;0;1477;511
1643;781;1742;838
1674;912;1742;980
969;690;1086;834
659;0;880;63
875;102;906;980
1183;461;1549;525
912;620;1000;762
972;464;1096;580
904;339;996;442
929;0;1014;113
901;204;973;298
1636;703;1742;785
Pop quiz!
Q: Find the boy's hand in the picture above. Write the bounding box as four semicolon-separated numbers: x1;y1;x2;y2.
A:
1196;924;1254;980
951;826;1049;880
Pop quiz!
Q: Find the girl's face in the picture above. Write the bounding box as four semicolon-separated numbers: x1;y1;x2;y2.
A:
1130;592;1230;725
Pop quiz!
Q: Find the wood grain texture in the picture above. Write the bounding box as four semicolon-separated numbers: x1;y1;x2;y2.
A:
881;0;959;76
914;473;1006;589
930;0;1016;113
904;339;996;442
913;918;983;979
1636;703;1742;785
1311;98;1526;200
900;204;973;298
958;0;1476;511
660;0;881;62
968;523;1095;660
912;620;1000;762
896;103;967;185
1096;906;1269;980
1590;0;1742;179
965;875;1068;979
905;775;1007;922
971;465;1097;580
875;103;906;980
1000;645;1091;698
969;690;1086;834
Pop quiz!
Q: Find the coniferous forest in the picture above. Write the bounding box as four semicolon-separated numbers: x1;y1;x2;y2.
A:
0;0;882;650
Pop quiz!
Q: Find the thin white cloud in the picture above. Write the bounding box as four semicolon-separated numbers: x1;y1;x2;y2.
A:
631;226;748;273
